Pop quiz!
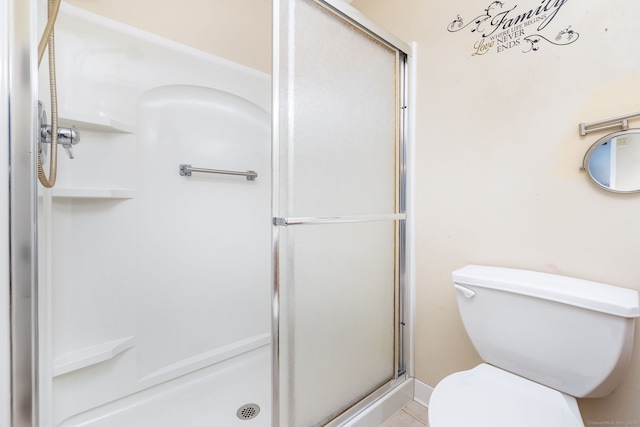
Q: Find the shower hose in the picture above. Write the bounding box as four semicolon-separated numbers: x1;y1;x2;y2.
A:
37;0;62;188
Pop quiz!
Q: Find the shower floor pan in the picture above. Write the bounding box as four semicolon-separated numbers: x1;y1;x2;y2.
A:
59;345;271;427
57;343;410;427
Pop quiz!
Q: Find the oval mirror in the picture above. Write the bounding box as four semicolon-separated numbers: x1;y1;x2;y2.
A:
582;129;640;193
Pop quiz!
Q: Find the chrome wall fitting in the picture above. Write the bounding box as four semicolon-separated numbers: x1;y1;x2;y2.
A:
38;101;81;159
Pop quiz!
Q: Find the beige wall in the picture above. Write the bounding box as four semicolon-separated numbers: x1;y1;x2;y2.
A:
59;0;640;423
351;0;640;424
64;0;271;73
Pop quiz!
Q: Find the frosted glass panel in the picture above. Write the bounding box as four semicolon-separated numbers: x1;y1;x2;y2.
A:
275;0;404;425
279;222;396;426
279;0;398;217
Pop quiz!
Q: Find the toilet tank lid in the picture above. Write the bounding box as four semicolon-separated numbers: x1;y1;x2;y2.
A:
452;265;640;318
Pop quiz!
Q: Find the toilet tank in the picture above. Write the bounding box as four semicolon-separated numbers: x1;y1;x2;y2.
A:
452;265;640;398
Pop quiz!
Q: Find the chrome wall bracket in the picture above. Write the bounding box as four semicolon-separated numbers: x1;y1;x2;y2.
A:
579;111;640;136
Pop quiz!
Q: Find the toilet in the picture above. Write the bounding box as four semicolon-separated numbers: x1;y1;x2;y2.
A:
429;265;640;427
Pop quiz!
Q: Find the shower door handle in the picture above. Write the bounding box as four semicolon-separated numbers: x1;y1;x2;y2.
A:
273;213;406;226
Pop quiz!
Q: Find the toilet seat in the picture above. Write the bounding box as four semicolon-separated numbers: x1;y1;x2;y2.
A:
428;364;584;427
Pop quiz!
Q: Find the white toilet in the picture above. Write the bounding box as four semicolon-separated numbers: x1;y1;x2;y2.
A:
428;265;640;427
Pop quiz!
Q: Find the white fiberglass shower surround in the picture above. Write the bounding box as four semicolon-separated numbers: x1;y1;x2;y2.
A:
3;0;414;426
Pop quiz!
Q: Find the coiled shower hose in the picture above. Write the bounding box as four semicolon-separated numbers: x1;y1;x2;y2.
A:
37;0;62;188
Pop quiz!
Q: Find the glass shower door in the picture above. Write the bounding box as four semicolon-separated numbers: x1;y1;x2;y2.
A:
272;1;409;425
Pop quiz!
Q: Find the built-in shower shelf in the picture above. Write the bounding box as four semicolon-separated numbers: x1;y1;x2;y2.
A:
51;187;135;199
58;110;135;133
53;336;136;377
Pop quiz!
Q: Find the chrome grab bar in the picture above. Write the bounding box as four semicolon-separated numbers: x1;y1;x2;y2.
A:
179;164;257;181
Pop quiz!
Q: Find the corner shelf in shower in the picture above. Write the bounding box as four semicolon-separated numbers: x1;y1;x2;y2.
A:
58;110;135;133
52;335;136;377
51;187;135;199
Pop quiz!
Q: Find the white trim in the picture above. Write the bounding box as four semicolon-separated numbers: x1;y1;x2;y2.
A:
414;379;434;408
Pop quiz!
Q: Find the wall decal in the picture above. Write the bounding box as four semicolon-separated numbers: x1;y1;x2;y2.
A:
447;0;579;56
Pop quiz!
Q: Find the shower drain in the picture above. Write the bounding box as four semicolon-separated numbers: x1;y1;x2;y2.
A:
236;403;261;420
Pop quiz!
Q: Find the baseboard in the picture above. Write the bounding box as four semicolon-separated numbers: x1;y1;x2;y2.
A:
414;379;434;408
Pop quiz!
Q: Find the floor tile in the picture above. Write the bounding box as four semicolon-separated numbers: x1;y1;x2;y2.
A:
403;400;428;423
381;409;425;427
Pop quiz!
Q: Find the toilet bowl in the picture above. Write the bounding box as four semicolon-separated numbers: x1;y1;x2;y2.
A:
429;364;582;427
428;265;640;427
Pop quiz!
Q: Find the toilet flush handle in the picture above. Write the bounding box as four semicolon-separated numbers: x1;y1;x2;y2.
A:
454;284;476;298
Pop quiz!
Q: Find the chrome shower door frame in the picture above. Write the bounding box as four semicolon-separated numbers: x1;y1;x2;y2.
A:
271;0;414;425
3;0;39;426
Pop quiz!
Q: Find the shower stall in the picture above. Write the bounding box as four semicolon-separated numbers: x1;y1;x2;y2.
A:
3;0;414;426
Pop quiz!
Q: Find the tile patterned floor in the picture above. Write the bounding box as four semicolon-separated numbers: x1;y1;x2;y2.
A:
381;400;429;427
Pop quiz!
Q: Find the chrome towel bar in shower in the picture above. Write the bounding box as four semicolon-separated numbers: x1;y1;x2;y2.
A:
179;164;257;181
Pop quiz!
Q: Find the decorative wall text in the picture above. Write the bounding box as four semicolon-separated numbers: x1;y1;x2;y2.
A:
447;0;579;56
